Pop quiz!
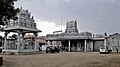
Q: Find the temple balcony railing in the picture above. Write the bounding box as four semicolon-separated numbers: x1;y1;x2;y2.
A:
46;33;80;38
46;33;95;40
6;22;37;30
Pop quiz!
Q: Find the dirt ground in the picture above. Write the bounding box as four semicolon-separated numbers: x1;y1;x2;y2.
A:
1;52;120;67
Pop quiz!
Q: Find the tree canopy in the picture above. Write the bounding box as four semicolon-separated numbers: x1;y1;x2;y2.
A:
0;0;19;25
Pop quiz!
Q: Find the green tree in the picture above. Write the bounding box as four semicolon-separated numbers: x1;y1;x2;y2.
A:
0;0;19;25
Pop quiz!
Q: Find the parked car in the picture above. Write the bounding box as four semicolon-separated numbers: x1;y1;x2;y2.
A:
46;46;60;53
99;46;112;54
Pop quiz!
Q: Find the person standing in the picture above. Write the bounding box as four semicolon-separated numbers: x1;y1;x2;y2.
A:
116;47;118;54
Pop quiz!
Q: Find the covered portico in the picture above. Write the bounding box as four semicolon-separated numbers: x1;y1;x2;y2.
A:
2;8;42;54
3;30;41;53
46;36;94;52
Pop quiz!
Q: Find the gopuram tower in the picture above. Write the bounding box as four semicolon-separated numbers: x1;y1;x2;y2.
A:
65;20;79;34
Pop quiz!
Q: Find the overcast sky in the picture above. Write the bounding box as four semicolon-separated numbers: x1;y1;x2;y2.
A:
14;0;120;36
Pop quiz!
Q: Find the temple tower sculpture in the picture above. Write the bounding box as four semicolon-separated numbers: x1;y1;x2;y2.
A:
65;20;79;34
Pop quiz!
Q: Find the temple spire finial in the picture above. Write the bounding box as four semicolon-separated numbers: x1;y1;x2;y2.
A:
32;16;34;20
21;7;22;9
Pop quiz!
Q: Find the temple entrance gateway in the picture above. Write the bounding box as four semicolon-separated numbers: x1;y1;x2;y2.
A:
2;8;42;54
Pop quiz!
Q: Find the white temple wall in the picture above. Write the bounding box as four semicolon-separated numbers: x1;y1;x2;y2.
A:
106;34;120;52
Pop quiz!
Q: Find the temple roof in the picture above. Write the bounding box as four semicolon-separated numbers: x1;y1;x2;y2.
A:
3;8;42;33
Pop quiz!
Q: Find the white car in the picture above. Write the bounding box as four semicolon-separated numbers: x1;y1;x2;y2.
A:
99;46;110;54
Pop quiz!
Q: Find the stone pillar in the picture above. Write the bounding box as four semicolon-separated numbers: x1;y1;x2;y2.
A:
84;40;87;52
104;38;107;47
77;42;80;51
34;33;38;50
60;41;62;46
21;33;25;50
104;38;107;50
4;32;8;50
68;40;71;52
17;31;21;52
90;41;93;51
80;42;81;49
